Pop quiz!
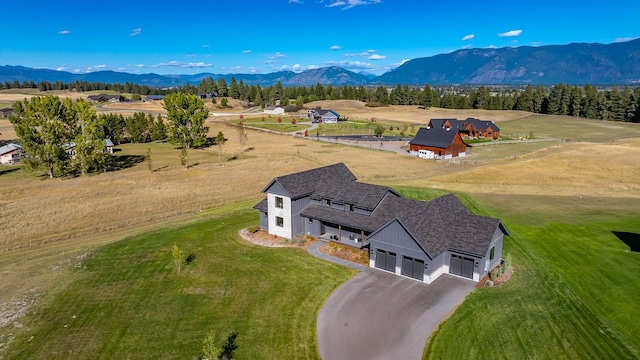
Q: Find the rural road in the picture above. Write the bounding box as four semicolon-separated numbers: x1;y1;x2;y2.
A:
317;270;475;360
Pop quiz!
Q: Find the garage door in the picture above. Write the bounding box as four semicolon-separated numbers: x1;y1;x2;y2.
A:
450;254;474;279
401;256;424;281
375;249;396;272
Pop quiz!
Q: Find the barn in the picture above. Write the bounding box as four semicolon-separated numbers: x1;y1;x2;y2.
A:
409;127;469;159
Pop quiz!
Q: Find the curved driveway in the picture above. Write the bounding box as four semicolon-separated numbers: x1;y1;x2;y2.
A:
317;269;475;360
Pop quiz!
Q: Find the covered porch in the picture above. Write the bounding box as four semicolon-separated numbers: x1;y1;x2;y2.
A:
318;221;369;249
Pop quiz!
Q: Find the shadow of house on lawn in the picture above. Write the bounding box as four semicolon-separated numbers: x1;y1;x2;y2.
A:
0;167;20;176
612;231;640;253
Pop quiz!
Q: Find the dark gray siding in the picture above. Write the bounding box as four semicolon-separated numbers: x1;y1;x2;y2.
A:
265;181;288;197
305;218;321;237
259;212;268;230
291;196;311;238
368;221;427;261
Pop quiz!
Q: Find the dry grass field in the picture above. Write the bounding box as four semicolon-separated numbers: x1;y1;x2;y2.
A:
305;100;531;123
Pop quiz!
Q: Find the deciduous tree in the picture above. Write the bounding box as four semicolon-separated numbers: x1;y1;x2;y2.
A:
163;92;209;149
10;95;77;178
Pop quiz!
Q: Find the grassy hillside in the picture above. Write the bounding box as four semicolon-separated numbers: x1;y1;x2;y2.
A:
2;211;354;359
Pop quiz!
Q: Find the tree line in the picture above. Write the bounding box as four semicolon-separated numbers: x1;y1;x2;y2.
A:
5;77;640;122
10;93;209;178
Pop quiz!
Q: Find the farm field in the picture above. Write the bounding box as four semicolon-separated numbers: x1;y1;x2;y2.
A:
1;100;639;358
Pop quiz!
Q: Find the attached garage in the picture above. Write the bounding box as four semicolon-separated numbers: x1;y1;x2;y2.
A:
449;254;474;279
401;256;424;281
375;249;396;272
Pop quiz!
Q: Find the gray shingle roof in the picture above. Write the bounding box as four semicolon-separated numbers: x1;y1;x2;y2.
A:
253;198;268;212
0;143;21;156
369;194;508;258
409;127;461;148
262;163;357;200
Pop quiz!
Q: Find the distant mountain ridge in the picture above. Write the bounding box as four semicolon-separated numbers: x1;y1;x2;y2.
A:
2;39;639;87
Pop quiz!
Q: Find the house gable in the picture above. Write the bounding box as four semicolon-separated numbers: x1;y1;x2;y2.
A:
366;218;432;261
262;179;290;197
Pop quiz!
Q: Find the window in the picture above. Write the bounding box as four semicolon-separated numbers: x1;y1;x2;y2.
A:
325;199;331;206
275;196;283;209
263;212;268;218
489;246;495;261
308;218;313;224
349;204;355;212
276;217;284;227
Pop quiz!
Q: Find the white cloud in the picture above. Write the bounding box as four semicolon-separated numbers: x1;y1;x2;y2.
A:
130;28;142;37
613;36;639;43
58;30;71;35
346;49;379;57
86;64;107;72
186;54;196;57
264;60;275;64
330;45;342;50
202;44;210;48
461;43;472;49
461;34;474;41
326;0;381;10
289;0;304;3
387;59;410;69
531;41;542;46
325;60;377;70
242;49;252;53
487;44;497;49
498;29;522;37
136;64;145;68
367;54;386;60
269;52;286;59
156;61;212;68
293;64;301;70
56;66;70;71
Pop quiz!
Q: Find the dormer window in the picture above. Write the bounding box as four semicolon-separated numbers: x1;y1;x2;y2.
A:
325;199;331;206
349;204;355;211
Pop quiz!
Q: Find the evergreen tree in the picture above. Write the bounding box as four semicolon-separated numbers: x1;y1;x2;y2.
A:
151;114;168;141
229;77;240;99
163;92;210;149
217;78;228;97
581;84;599;119
124;112;151;143
98;113;125;145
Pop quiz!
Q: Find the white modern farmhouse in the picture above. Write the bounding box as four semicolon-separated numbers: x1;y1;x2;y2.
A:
254;163;509;283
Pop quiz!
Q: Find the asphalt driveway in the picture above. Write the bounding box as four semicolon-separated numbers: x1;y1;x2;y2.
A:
317;269;475;360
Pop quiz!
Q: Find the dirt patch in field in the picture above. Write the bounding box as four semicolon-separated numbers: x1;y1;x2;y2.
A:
0;290;37;328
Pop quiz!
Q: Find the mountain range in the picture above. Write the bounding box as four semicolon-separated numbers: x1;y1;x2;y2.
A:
2;39;639;87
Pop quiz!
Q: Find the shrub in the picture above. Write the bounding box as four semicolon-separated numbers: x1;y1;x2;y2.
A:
185;253;196;265
247;226;259;233
365;102;382;108
485;280;494;287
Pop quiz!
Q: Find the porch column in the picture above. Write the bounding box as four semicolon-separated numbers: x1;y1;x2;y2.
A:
338;224;342;241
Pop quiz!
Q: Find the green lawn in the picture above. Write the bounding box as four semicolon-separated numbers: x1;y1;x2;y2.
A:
416;190;640;359
3;211;355;359
246;122;309;132
500;115;640;142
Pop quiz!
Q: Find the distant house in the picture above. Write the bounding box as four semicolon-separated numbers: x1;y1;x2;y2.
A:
0;108;14;119
428;118;501;140
0;143;22;165
254;163;509;283
264;106;285;115
145;95;165;101
63;139;115;158
307;109;340;124
87;94;125;103
409;127;469;159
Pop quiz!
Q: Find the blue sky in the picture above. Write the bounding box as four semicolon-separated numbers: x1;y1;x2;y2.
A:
2;0;639;75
